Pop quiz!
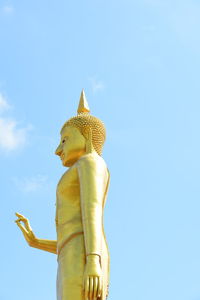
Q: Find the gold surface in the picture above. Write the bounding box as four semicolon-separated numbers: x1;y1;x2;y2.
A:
15;91;110;300
77;89;90;114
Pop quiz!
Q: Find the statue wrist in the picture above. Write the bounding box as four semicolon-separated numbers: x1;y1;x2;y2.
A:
86;253;101;264
29;233;38;245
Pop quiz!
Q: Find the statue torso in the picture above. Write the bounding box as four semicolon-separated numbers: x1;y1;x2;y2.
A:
56;164;83;252
55;153;110;254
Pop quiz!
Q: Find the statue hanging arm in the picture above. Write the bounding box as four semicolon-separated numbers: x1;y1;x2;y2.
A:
15;213;57;254
77;154;109;300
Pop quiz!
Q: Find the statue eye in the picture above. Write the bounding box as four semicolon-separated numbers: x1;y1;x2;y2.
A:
62;137;68;144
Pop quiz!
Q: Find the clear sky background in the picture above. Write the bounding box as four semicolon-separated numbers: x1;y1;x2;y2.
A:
1;0;200;299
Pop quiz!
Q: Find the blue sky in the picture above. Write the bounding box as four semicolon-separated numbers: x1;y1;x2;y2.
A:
1;0;200;299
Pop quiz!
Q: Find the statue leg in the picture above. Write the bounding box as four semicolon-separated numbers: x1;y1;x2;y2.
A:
57;234;85;300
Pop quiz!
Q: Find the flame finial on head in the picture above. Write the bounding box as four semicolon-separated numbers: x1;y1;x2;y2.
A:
77;90;90;114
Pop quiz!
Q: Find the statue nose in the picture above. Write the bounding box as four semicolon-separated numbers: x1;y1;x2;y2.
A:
55;145;62;156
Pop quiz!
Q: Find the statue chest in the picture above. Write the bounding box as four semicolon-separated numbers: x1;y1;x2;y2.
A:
56;166;81;223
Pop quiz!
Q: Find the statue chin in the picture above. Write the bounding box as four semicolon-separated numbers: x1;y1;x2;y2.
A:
62;159;71;167
62;151;87;167
62;157;77;167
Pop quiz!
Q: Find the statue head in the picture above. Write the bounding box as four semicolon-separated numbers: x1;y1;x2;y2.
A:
55;90;106;167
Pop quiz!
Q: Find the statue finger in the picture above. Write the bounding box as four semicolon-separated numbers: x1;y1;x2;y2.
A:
97;277;102;299
15;212;25;219
93;277;98;300
16;213;28;225
89;277;93;300
15;220;23;227
96;277;100;299
16;221;29;235
15;212;22;217
24;219;32;232
84;276;89;300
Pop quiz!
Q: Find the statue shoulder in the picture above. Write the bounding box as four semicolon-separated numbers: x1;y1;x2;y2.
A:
77;152;108;173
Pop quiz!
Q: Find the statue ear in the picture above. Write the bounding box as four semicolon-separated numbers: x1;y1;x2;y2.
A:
85;127;94;154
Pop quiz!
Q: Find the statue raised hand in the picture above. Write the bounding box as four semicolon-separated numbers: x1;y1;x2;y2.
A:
15;213;36;246
15;212;57;254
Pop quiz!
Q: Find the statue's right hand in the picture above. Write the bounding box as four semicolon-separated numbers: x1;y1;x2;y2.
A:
15;212;37;246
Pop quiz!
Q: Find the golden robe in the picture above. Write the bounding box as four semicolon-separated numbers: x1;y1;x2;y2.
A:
55;153;110;300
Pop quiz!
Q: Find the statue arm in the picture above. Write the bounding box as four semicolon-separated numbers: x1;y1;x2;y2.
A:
77;154;107;258
77;154;109;299
29;238;57;254
15;213;57;254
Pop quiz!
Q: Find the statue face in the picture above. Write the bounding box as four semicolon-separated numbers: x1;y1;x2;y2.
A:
55;126;86;167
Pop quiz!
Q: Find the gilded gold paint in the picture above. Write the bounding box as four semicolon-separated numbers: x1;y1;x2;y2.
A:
15;90;110;300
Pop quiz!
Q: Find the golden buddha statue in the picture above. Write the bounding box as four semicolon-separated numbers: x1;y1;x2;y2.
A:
15;90;110;300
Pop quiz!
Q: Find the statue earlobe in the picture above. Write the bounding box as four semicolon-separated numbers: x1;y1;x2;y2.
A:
85;128;94;154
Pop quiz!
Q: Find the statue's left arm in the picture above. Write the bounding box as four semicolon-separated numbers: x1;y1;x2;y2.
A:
77;153;109;300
